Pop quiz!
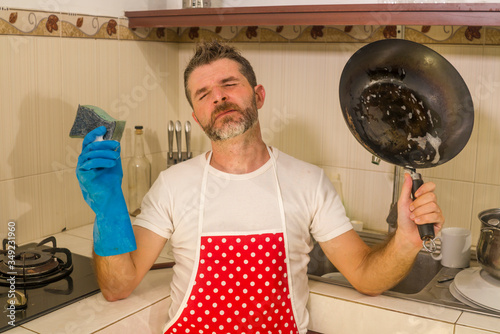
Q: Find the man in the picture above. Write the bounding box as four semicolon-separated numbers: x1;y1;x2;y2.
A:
76;40;444;334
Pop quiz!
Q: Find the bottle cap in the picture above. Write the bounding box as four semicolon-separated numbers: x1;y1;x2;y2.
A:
135;125;143;130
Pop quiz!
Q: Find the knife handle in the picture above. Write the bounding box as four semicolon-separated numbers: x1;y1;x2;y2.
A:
175;120;182;161
185;121;191;159
168;121;174;160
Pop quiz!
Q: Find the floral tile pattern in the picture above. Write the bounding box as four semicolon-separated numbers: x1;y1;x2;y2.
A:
485;26;500;45
0;8;498;45
405;25;484;44
59;13;119;39
0;10;61;37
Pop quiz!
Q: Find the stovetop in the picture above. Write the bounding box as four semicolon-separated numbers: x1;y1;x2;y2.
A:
0;239;100;332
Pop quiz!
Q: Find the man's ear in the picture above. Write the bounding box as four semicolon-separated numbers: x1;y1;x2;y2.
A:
254;84;266;109
192;111;200;125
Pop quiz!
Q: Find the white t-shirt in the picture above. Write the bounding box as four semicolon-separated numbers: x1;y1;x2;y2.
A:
134;148;352;333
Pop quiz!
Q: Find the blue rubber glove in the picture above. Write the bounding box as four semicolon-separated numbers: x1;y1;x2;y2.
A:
76;126;137;256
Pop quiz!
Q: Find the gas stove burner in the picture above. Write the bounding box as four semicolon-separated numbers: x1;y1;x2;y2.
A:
0;249;59;277
0;235;99;333
0;236;73;288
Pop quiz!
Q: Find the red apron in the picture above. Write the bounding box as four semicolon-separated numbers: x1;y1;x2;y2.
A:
164;148;299;334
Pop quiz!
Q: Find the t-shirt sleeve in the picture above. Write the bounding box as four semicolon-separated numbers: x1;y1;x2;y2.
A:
133;171;173;240
309;170;353;242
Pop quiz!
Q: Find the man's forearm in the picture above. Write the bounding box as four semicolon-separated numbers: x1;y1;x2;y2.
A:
93;251;138;301
356;232;421;296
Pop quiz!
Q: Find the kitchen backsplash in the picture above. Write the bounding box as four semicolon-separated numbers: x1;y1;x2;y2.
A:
1;8;500;246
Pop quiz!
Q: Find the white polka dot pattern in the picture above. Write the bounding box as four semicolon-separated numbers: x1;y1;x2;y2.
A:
164;233;298;334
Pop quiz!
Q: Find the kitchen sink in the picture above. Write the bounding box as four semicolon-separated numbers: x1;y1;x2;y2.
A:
307;230;500;317
307;231;442;294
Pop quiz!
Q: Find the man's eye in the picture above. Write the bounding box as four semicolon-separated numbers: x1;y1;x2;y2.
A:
199;93;207;101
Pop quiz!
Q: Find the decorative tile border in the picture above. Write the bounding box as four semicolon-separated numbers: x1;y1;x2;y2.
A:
0;9;61;37
60;13;118;39
0;8;499;45
0;8;172;41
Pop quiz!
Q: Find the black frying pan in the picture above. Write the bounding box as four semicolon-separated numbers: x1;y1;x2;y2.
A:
339;39;474;249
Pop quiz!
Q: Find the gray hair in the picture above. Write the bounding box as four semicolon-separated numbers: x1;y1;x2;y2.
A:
184;40;258;107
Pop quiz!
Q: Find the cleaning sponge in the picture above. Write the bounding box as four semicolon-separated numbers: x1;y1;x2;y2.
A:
69;105;126;141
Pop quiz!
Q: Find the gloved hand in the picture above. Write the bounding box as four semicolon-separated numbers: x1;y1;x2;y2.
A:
76;126;137;256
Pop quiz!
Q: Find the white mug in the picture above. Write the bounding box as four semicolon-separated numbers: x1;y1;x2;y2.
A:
431;227;471;268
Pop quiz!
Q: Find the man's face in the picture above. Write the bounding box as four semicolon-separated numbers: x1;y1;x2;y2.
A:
187;58;263;141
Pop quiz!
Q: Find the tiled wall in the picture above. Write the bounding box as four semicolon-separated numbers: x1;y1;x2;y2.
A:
0;9;182;243
1;9;500;247
0;37;181;243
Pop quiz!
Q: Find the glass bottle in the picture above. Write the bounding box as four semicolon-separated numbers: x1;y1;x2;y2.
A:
127;125;151;217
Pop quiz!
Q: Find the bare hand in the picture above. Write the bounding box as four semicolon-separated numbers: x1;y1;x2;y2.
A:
396;173;445;248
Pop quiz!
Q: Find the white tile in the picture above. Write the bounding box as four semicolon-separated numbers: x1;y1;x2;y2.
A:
62;169;95;231
1;36;38;181
0;179;25;243
457;312;500;333
0;172;68;243
117;41;171;158
25;231;92;257
23;269;173;334
149;152;168;185
0;176;43;244
256;43;288;149
141;43;173;156
308;280;462;324
95;297;171;334
38;172;66;236
34;37;64;176
164;43;180;123
60;38;97;174
5;327;39;334
64;223;93;240
95;39;120;121
321;166;348;206
341;168;394;233
308;279;367;302
278;43;328;164
429;178;475;235
307;292;455;334
0;36;14;182
354;292;462;324
455;325;500;334
54;233;93;257
475;46;500;185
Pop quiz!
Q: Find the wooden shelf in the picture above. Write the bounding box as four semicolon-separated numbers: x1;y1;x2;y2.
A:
125;3;500;28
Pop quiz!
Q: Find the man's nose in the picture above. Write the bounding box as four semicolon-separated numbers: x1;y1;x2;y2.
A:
212;87;227;104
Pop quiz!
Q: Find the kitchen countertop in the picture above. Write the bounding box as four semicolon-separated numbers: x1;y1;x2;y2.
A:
7;223;174;334
307;280;500;334
8;224;500;334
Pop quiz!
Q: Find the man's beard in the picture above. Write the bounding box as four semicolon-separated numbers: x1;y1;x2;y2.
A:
203;99;258;142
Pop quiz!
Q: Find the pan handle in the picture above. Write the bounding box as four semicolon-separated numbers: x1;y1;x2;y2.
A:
410;172;437;252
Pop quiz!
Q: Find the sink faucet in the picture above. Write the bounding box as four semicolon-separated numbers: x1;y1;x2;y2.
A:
387;166;402;233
